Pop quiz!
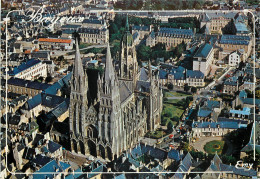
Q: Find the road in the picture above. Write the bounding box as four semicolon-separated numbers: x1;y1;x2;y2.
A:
51;44;107;56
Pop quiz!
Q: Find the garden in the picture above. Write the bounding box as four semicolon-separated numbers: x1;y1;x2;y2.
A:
203;140;225;155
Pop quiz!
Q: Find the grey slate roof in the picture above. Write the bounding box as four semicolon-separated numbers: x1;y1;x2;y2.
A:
139;68;149;81
119;82;132;103
8;77;51;90
132;25;150;31
219;35;250;45
8;59;41;76
186;70;204;79
194;43;213;58
158;28;193;38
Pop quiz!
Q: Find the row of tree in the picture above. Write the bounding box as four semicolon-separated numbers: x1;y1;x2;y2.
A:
137;42;186;62
114;0;206;10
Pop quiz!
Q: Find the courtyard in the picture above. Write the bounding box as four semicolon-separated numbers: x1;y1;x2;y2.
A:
191;136;233;155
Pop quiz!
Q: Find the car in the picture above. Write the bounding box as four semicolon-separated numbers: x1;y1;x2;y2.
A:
169;134;174;139
156;140;162;145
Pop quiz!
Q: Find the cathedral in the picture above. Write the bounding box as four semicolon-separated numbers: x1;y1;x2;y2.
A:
69;16;163;161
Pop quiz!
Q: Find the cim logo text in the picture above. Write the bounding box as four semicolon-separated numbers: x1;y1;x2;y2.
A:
235;160;253;170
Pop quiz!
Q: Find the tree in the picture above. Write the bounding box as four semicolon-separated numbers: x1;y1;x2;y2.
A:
137;45;151;61
167;122;173;132
110;42;120;59
184;84;190;93
182;142;193;152
109;23;119;35
191;87;197;94
221;155;236;165
190;151;205;160
45;76;53;83
167;83;173;90
172;116;179;122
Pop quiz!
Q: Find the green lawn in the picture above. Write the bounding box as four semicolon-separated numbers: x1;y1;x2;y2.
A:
165;91;191;97
204;140;225;155
161;98;184;126
79;43;93;49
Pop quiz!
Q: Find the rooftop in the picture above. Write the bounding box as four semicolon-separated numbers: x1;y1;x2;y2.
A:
8;59;41;76
230;107;251;116
38;38;72;44
192;121;247;129
158;28;193;38
194;43;213;58
219;35;250;45
8;77;51;91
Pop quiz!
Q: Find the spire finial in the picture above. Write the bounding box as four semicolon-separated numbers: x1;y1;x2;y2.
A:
73;37;84;79
126;14;129;31
104;43;115;82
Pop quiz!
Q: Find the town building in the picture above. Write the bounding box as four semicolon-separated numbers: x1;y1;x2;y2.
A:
38;38;74;50
8;59;48;80
78;27;108;44
82;18;107;28
223;76;239;95
217;35;252;61
132;25;151;39
228;50;244;67
229;107;251;120
193;43;214;76
7;77;51;97
200;12;248;34
146;28;193;49
192;120;247;138
186;70;205;87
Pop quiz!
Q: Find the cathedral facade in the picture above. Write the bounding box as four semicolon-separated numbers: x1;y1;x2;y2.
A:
69;17;163;161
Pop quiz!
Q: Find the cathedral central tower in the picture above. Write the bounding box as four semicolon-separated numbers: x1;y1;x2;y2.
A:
119;15;139;91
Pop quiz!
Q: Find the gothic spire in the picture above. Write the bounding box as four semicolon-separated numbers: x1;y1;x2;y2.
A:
104;43;115;82
73;38;84;78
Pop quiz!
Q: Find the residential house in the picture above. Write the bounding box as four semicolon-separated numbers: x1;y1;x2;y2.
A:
197;100;221;121
168;66;186;86
223;76;239;95
172;152;193;179
186;70;205;87
228;50;244;67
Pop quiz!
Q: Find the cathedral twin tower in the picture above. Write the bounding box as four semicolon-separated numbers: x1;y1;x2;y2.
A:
69;16;163;161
